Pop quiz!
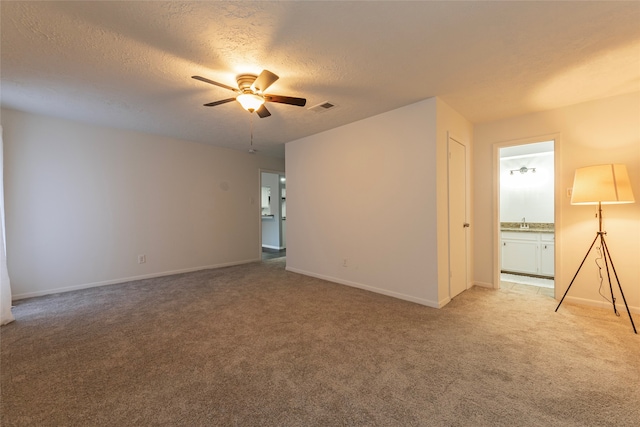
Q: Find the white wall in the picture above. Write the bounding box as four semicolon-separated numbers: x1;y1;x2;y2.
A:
285;97;472;308
2;108;284;298
473;92;640;312
500;152;554;223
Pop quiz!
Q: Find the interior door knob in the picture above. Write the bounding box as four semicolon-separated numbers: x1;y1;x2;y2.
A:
463;223;470;228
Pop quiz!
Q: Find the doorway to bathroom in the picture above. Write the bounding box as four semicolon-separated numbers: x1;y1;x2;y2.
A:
498;140;555;297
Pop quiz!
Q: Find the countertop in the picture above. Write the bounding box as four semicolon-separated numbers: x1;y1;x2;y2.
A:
501;222;554;233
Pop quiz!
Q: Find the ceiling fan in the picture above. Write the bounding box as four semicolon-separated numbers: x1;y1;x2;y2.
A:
192;70;306;118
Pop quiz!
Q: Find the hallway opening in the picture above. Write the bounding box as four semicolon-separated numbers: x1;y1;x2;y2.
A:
260;171;286;261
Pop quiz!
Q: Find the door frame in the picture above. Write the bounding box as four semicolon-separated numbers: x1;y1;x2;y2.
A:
492;133;562;296
447;132;471;299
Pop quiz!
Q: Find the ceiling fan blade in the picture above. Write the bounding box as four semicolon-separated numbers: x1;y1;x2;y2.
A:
256;104;271;118
203;98;236;107
192;76;239;93
251;70;279;93
264;94;307;107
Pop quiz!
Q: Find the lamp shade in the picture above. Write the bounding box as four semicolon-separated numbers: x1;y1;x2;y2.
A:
571;164;635;205
236;93;264;112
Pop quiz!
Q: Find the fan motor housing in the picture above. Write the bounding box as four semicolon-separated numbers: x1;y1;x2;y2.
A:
236;74;257;91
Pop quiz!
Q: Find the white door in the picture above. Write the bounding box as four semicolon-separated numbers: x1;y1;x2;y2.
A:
448;136;469;298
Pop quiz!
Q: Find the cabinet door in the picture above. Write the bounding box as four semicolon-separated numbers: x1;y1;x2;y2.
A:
502;241;538;274
540;243;554;277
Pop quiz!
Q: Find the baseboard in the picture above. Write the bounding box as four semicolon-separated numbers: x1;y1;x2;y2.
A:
561;295;640;315
12;258;260;301
474;281;497;289
438;296;451;308
261;244;282;250
285;266;442;309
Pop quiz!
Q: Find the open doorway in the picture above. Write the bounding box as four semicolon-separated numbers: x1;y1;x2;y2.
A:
498;140;555;297
260;171;286;261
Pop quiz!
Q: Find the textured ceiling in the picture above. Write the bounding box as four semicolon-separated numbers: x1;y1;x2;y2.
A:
2;1;639;157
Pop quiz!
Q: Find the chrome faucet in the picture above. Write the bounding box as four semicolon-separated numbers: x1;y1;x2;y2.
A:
520;217;529;229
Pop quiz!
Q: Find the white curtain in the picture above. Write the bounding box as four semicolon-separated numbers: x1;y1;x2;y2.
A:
1;125;15;325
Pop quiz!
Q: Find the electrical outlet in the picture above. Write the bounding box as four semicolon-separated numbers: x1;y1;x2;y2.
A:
138;254;146;264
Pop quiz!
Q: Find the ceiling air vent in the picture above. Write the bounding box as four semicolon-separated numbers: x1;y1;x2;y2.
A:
308;101;337;113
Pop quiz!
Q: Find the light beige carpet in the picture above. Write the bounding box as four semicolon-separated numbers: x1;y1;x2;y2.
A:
2;258;639;426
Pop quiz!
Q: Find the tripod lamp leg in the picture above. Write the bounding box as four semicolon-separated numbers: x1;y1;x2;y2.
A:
555;233;600;312
600;238;637;334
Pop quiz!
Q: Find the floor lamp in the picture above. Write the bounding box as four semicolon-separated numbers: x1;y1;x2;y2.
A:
555;164;637;334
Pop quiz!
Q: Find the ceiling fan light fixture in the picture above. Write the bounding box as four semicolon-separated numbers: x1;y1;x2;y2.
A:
236;93;264;112
193;70;305;118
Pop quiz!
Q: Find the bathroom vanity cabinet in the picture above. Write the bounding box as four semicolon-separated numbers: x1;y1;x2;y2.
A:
501;230;554;277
